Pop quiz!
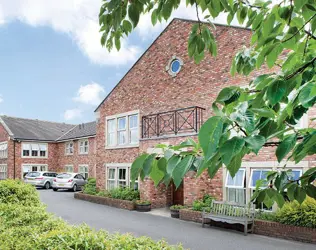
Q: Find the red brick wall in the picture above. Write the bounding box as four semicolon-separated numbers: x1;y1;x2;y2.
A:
57;137;96;178
94;19;315;205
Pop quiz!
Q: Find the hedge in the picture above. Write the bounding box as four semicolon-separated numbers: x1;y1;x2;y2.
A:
0;180;183;250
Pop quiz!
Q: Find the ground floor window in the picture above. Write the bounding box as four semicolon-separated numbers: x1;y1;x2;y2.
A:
106;164;138;190
0;164;7;180
65;165;74;173
22;164;48;177
224;164;304;210
79;165;89;179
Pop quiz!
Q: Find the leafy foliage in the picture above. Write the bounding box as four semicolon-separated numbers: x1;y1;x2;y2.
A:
83;178;97;195
0;181;182;250
97;187;140;201
170;204;186;210
100;0;316;205
192;194;214;212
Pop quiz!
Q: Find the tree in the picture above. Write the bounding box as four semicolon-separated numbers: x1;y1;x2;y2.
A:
99;0;316;208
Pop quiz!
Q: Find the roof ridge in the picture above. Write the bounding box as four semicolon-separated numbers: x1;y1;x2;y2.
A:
55;124;79;141
0;115;74;126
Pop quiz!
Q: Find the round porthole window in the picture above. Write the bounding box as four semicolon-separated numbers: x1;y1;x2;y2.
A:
166;56;183;77
171;59;181;73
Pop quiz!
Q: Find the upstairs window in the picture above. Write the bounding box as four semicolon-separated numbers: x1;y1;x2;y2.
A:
22;143;48;158
79;140;89;154
0;142;8;158
65;142;74;155
106;111;139;148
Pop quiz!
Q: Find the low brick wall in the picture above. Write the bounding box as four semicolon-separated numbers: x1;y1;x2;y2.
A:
74;192;135;211
179;209;316;243
254;220;316;244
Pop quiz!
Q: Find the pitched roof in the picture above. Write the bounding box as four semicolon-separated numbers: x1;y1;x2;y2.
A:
0;116;75;141
57;121;96;141
94;18;250;112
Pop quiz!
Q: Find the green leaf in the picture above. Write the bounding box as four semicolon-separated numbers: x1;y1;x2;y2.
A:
122;20;132;34
151;9;158;25
259;120;279;138
244;135;266;154
219;137;245;166
263;194;274;208
226;148;246;178
227;12;234;25
128;4;140;28
198;116;224;161
194;51;204;64
266;44;283;68
263;13;275;37
276;134;297;163
216;87;238;103
266;79;287;105
298;82;316;108
167;155;181;175
150;159;164;186
306;184;316;199
114;34;121;51
172;155;194;189
251;108;276;119
207;161;222;179
131;153;148;181
294;186;306;204
287;183;297;201
143;154;156;177
274;192;285;208
294;0;308;10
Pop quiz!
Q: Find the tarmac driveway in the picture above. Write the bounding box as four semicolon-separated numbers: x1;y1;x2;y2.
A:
39;189;315;250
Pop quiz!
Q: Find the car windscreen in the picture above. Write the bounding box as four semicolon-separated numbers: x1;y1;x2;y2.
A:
57;174;72;179
26;172;41;177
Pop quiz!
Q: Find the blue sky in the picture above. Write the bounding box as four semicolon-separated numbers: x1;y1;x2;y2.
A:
0;0;225;124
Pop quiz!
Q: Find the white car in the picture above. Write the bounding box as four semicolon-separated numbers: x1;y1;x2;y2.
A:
52;173;87;192
24;171;58;189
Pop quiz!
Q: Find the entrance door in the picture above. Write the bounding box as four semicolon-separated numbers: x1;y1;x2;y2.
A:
172;182;184;205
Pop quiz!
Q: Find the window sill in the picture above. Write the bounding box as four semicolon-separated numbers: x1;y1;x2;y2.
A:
79;153;89;155
105;144;139;150
140;132;198;141
65;154;74;156
21;156;48;159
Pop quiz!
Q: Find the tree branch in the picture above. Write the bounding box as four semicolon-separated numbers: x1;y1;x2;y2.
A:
285;56;316;80
234;122;248;136
282;13;316;43
305;30;316;40
240;0;262;9
195;3;202;34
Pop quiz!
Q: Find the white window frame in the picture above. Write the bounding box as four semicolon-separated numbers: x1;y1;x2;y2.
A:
78;165;89;179
105;163;138;190
79;139;89;155
65;165;74;173
22;164;48;178
249;169;271;189
65;142;74;155
0;164;7;180
225;169;246;188
105;110;139;149
21;142;48;159
225;169;246;204
117;117;127;145
0;142;8;158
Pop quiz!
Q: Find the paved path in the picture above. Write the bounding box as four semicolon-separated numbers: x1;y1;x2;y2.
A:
39;190;315;250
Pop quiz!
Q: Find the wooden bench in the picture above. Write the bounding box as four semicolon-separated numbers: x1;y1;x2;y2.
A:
202;200;255;235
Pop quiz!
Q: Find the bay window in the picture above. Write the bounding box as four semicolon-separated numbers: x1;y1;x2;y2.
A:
106;111;139;148
22;143;48;158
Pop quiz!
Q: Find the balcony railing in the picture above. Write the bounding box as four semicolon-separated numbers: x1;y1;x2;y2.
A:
141;106;205;139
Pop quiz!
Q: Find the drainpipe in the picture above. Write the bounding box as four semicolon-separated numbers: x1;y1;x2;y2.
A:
13;140;16;179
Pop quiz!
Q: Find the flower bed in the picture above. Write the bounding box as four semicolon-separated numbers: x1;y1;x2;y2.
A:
74;192;135;210
179;208;316;244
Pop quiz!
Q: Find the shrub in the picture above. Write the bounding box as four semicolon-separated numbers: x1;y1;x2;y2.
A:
275;197;316;228
107;187;140;201
83;178;97;195
0;180;183;250
136;200;151;205
170;205;185;210
192;194;214;212
0;179;41;206
255;211;277;221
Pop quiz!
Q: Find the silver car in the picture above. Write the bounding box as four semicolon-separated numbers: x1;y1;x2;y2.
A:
52;173;87;192
24;171;58;189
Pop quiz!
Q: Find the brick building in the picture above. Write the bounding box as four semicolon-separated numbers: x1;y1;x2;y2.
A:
94;18;315;208
0;116;96;180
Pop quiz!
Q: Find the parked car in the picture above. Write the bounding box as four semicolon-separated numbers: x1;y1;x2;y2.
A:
24;171;58;189
52;173;87;192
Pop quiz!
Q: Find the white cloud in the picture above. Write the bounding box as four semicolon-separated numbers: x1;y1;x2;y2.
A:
73;82;105;105
64;108;82;121
0;0;139;65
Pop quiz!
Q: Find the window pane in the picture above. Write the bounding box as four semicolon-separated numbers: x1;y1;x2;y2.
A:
108;119;116;132
22;144;30;150
118;117;126;130
226;169;245;188
118;181;127;188
118;131;126;145
108;133;115;146
251;170;261;187
118;168;126;180
32;151;38;157
108;169;115;179
129;129;138;144
129;115;138;129
107;180;116;190
40;151;46;157
31;144;40;150
289;170;301;181
39;144;47;150
227;188;245;204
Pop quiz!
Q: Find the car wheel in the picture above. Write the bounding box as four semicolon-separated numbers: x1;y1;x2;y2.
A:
73;184;77;192
53;188;58;192
44;182;50;190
